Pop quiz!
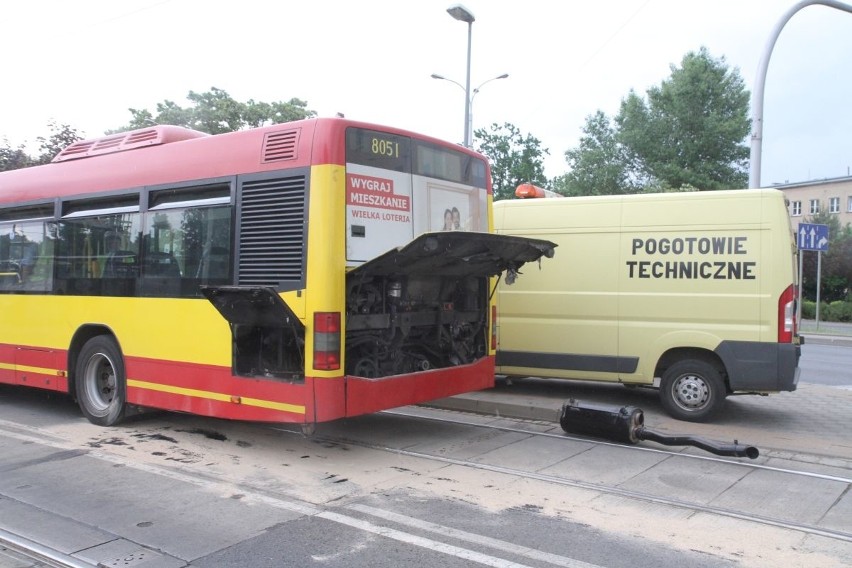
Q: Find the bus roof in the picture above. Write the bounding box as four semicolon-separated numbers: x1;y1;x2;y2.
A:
0;118;485;206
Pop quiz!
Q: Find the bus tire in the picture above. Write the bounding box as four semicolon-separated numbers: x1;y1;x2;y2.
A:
75;336;127;427
659;359;725;423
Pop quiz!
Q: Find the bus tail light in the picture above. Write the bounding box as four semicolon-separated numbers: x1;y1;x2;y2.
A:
778;284;796;343
314;312;341;370
491;305;498;351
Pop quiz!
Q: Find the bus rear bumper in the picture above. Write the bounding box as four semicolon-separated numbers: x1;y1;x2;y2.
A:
343;356;496;418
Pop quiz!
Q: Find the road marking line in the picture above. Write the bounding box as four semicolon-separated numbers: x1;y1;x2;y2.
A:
318;511;536;568
347;504;604;568
0;425;539;567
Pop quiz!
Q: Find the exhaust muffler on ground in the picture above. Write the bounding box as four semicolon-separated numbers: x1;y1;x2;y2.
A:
558;400;759;459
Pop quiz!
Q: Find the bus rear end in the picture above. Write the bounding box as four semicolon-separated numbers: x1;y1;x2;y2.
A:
337;125;553;418
205;120;555;425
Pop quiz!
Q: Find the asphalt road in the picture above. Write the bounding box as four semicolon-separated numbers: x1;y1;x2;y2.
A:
1;341;851;568
0;386;746;568
800;343;852;387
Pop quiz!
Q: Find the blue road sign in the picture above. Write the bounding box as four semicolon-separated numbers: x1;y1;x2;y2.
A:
798;223;829;251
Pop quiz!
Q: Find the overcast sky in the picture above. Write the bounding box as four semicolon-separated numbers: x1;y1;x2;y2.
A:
2;0;851;187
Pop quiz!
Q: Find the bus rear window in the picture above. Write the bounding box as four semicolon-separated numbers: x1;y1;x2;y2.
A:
345;127;487;189
345;128;410;172
413;142;487;189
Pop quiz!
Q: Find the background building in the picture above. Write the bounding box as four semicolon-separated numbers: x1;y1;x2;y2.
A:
775;176;852;228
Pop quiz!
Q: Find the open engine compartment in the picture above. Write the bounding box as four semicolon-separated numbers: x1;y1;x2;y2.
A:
344;232;556;379
345;273;487;377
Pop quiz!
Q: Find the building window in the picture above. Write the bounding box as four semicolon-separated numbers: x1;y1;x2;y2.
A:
848;195;852;213
810;199;820;215
829;197;840;213
791;201;801;216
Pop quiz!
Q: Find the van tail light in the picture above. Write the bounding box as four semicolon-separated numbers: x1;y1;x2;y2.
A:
491;305;498;351
314;312;341;370
778;284;796;343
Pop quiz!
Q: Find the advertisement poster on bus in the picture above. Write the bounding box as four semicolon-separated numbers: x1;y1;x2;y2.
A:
345;166;487;264
345;164;413;262
426;183;477;232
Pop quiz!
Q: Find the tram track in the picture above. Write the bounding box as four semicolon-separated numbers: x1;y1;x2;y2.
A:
382;408;852;485
0;527;95;568
1;395;851;566
268;407;852;545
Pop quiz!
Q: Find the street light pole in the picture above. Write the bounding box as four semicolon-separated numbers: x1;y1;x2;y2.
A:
749;0;852;188
447;4;475;147
470;73;509;144
431;73;509;146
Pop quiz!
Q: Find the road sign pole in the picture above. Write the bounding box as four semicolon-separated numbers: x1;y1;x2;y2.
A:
797;222;829;329
816;251;822;329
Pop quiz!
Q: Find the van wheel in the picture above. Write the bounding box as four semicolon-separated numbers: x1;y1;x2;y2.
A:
659;360;725;422
76;336;127;426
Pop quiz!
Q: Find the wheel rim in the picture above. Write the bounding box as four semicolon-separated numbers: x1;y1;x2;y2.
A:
83;352;117;415
670;373;710;411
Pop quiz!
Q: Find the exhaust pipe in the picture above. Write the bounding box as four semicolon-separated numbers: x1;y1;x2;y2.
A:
558;399;759;459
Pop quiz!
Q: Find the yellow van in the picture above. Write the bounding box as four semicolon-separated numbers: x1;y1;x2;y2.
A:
493;188;801;422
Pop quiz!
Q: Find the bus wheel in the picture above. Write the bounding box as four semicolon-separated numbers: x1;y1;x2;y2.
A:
76;336;127;426
659;360;725;423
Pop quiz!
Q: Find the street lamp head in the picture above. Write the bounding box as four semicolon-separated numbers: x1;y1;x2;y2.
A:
431;73;446;80
445;3;475;147
472;73;510;96
447;4;475;23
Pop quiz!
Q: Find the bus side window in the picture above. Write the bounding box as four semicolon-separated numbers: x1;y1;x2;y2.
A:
142;201;232;297
55;213;140;296
144;251;181;278
193;207;232;285
0;260;21;289
202;246;230;280
24;237;54;292
0;225;22;289
0;221;54;292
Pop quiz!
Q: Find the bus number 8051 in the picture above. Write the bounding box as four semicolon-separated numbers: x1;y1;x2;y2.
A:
371;138;399;158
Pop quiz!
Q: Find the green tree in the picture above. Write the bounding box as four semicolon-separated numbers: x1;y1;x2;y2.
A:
0;139;32;172
117;87;316;134
33;121;83;165
0;121;83;171
561;47;751;194
617;47;750;190
474;122;549;201
555;111;641;196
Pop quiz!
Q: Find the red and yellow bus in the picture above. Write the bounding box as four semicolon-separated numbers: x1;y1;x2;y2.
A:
0;118;553;429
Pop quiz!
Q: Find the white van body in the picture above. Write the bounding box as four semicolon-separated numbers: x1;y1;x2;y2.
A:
493;189;801;421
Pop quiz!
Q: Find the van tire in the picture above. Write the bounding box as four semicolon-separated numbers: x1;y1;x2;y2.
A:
659;360;725;422
75;336;127;427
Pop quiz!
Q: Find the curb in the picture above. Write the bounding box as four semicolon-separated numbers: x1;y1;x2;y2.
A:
421;396;562;424
0;528;97;568
801;334;852;347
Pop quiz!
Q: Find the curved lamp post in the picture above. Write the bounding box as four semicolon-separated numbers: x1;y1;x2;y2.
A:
431;72;509;147
749;0;852;188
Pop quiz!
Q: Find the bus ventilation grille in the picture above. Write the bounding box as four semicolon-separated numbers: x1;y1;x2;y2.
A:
237;175;306;288
262;129;300;163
